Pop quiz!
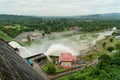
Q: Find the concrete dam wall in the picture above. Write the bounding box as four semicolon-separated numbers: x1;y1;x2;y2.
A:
0;39;45;80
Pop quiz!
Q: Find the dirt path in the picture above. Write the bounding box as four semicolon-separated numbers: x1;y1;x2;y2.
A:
48;65;85;80
33;63;50;80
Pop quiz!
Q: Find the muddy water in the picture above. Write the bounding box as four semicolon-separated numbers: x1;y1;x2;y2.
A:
26;31;114;56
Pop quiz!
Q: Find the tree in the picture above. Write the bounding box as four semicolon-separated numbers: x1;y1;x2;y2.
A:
47;63;56;74
102;42;106;47
111;52;120;66
99;54;111;62
109;38;113;42
42;32;45;38
27;34;31;42
112;57;120;66
107;47;114;52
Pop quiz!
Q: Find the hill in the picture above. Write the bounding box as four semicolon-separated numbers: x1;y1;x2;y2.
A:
75;13;120;20
0;13;120;20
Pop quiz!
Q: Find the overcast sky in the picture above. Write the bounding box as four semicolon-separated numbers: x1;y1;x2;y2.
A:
0;0;120;16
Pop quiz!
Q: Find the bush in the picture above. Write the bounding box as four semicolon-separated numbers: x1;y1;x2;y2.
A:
47;63;56;74
99;54;111;61
68;75;76;80
102;42;106;47
76;75;87;80
109;38;113;42
112;57;120;66
98;54;111;65
115;43;120;50
107;47;114;52
99;70;110;80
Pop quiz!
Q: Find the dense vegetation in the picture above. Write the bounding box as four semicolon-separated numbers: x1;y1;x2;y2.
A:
0;14;120;80
0;14;120;37
0;30;12;41
58;35;120;80
43;62;67;74
45;63;56;74
58;51;120;80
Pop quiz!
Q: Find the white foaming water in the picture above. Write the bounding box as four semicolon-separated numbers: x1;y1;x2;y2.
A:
7;30;113;60
44;44;79;56
9;41;32;58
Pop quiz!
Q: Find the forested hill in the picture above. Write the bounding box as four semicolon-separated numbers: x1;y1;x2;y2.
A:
0;13;120;20
0;13;120;38
74;13;120;20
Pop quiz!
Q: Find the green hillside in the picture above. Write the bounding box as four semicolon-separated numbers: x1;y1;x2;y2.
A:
0;30;12;42
58;52;120;80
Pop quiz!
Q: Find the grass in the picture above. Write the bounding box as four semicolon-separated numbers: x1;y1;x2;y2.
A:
57;65;96;80
42;64;67;73
48;37;56;40
42;65;47;72
91;34;99;38
97;36;118;51
20;41;31;46
56;68;68;73
85;36;118;61
82;50;107;61
0;30;12;42
63;33;74;37
80;33;99;40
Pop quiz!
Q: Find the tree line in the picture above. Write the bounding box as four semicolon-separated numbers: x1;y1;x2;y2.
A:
0;15;120;37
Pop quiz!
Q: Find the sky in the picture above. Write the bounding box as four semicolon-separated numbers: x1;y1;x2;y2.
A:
0;0;120;16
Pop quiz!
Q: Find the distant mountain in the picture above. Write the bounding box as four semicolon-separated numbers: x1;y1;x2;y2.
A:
0;13;120;20
74;13;120;20
101;13;120;19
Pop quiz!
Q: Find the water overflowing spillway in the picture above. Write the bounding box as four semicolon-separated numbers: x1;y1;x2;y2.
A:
0;39;45;80
44;44;79;56
26;30;114;58
9;41;33;58
8;31;114;60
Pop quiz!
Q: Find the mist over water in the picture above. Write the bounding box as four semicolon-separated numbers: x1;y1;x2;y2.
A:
44;44;79;56
26;35;83;56
26;31;114;58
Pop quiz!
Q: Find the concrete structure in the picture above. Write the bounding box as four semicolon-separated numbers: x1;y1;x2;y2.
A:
0;38;45;80
59;53;77;68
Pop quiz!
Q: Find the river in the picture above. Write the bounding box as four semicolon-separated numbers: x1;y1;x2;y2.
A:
26;30;114;56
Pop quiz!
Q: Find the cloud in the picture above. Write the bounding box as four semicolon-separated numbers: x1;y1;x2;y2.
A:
0;0;120;16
